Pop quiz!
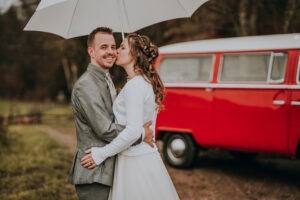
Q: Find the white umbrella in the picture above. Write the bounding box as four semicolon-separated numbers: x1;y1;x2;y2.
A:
24;0;208;39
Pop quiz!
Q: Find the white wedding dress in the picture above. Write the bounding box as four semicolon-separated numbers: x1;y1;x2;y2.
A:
92;76;180;200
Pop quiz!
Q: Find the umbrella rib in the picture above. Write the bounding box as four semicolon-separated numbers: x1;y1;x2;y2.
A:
175;0;189;16
66;0;80;38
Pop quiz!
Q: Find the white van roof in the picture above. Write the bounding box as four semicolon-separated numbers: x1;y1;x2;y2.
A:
159;33;300;54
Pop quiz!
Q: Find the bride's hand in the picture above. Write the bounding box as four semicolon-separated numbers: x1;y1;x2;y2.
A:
80;149;97;169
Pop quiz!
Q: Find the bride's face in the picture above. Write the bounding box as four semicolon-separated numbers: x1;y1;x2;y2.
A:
116;38;134;67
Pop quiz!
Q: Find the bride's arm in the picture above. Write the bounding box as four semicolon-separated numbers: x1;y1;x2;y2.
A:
91;80;144;165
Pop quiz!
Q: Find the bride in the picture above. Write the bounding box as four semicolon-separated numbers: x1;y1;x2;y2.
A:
81;33;180;200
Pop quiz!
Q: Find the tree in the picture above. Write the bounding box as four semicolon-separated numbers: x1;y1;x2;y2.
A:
0;0;299;101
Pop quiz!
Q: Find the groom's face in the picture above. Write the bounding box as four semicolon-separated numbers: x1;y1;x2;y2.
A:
88;32;117;71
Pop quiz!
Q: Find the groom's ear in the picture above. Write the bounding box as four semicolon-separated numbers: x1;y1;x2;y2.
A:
88;47;94;59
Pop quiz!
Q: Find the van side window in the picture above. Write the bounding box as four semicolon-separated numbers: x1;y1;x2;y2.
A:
220;53;287;83
158;56;213;82
270;53;287;83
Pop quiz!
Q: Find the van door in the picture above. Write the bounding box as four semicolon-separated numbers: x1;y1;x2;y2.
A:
288;52;300;156
214;52;289;154
157;55;214;145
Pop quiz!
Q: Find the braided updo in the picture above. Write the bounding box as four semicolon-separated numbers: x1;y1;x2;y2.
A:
126;33;165;110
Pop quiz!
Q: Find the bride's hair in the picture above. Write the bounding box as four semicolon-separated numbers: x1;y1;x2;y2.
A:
126;33;165;110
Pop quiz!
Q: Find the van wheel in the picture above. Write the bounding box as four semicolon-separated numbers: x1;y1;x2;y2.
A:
163;133;197;168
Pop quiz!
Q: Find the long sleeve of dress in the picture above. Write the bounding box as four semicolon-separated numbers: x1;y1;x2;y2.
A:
91;79;144;165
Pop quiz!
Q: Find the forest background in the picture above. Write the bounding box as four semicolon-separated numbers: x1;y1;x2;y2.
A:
1;0;300;102
1;1;300;199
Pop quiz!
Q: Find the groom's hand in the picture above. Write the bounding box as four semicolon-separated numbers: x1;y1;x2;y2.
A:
81;149;97;169
143;121;155;148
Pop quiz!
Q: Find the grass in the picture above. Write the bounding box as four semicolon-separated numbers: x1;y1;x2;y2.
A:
0;99;73;117
0;125;77;200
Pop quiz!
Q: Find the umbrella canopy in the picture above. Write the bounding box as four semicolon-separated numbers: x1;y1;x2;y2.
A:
24;0;208;39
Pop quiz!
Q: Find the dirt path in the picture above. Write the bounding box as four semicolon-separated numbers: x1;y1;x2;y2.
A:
166;151;300;200
37;125;76;154
39;125;300;200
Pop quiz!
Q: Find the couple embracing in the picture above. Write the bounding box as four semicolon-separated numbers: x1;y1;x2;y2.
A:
68;27;180;200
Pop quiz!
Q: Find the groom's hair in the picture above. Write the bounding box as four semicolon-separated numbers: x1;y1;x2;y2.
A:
87;27;114;47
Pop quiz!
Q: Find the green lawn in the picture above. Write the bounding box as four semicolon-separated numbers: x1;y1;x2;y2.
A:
0;125;77;200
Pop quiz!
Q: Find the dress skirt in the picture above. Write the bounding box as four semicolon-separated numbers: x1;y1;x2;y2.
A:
108;151;180;200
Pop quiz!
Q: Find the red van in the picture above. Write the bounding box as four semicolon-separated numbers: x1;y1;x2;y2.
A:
155;33;300;168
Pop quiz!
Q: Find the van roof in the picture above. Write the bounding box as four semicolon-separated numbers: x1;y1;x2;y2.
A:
159;33;300;54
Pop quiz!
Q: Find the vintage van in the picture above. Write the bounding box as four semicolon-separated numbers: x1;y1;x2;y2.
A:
155;33;300;168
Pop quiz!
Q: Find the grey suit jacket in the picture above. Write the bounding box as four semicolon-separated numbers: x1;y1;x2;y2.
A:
68;64;124;186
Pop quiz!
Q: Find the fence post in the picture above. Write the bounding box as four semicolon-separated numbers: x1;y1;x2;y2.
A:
0;116;8;146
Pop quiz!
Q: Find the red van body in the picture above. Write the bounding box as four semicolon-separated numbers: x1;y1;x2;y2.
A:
154;33;300;168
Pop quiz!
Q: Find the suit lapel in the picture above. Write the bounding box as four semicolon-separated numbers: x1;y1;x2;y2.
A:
87;64;114;112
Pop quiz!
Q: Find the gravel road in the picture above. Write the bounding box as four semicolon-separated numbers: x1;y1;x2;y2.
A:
40;125;300;200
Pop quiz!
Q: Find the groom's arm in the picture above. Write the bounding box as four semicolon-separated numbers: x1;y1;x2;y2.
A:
132;122;154;147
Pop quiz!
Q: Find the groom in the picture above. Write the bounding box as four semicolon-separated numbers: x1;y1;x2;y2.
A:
68;27;153;200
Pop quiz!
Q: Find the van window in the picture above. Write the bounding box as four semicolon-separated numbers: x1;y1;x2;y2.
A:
158;56;213;82
270;53;287;82
220;53;287;83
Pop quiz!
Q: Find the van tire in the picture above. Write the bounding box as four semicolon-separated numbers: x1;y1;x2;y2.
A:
163;133;197;168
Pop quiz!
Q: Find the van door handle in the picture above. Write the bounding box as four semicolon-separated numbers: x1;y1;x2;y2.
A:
291;101;300;106
273;100;285;105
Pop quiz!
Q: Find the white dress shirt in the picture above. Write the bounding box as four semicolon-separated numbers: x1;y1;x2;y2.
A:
105;72;117;102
